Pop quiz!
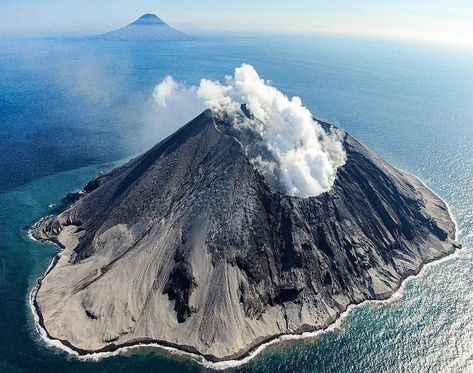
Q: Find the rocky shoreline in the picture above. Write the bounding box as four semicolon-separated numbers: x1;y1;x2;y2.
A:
29;235;460;368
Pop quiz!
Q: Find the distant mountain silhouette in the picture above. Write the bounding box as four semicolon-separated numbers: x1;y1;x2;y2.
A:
98;14;194;41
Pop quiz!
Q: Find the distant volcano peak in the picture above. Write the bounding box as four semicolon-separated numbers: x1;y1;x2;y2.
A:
98;12;194;41
131;13;166;26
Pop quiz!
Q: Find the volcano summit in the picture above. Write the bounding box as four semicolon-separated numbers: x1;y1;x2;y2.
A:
31;67;458;363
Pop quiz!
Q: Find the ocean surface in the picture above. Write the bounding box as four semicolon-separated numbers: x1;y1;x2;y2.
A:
0;33;472;372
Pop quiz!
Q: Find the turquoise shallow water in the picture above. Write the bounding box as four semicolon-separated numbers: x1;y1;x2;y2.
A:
0;34;472;372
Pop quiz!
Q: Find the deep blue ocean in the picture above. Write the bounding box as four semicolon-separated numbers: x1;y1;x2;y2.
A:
0;34;472;372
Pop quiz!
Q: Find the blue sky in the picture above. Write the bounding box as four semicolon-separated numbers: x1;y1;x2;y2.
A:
1;0;472;47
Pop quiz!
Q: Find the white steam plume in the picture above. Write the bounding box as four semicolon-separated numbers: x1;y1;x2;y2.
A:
152;64;346;198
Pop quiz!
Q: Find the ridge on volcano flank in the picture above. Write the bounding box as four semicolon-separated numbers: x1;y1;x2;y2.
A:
31;108;458;362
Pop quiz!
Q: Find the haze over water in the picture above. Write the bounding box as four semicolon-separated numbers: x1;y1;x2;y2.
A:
0;34;472;372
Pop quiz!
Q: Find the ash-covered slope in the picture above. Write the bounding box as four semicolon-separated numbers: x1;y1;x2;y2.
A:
98;14;194;41
32;109;458;361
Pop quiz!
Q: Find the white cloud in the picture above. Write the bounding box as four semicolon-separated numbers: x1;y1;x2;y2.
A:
146;76;206;143
152;75;203;109
152;64;346;198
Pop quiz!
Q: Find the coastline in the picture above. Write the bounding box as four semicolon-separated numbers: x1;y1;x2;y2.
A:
27;173;461;370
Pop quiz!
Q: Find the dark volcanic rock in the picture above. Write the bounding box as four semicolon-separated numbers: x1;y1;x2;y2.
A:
64;191;86;203
32;109;458;361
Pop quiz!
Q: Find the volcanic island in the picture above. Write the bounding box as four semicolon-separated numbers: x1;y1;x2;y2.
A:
31;86;459;363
